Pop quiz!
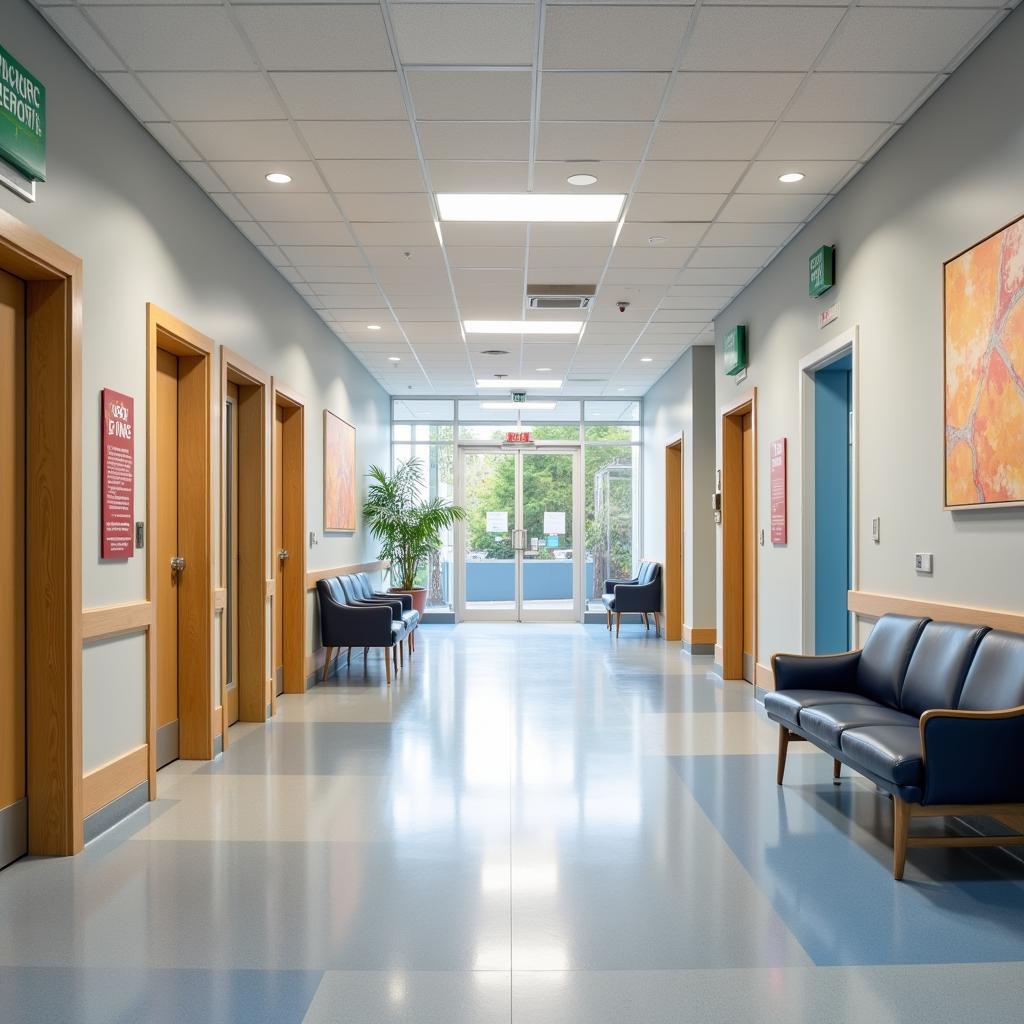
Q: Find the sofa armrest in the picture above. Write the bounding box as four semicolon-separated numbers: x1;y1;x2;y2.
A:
770;650;861;692
604;577;635;594
319;595;394;648
377;590;412;611
921;705;1024;806
613;579;660;613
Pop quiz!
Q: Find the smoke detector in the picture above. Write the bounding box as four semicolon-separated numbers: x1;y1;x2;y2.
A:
527;284;596;310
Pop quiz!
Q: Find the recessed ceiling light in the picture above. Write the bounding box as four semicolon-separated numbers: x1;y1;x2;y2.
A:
265;172;292;184
388;356;401;362
438;193;624;223
536;366;552;372
566;173;598;187
465;320;582;335
367;324;382;330
476;378;562;389
641;357;653;363
481;401;557;411
778;172;805;184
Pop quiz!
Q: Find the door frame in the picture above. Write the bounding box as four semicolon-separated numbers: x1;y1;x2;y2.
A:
271;380;307;695
454;443;584;623
0;212;82;857
721;388;758;682
147;304;214;769
219;347;271;728
799;326;860;654
664;437;683;641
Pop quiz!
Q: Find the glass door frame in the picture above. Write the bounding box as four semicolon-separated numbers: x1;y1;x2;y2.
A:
454;442;584;623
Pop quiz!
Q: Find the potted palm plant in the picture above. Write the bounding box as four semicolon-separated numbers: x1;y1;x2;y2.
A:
363;457;467;614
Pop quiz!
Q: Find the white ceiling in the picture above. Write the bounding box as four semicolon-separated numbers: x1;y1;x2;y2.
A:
34;0;1017;396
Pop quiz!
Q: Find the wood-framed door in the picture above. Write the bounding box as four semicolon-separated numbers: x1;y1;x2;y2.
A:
721;389;758;683
224;380;241;729
148;305;214;770
272;381;306;696
220;348;270;730
0;211;82;859
664;438;683;642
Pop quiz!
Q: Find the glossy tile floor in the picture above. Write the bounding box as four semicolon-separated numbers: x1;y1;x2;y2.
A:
3;624;1024;1022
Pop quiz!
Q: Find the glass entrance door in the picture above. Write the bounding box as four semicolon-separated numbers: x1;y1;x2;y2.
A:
456;446;582;622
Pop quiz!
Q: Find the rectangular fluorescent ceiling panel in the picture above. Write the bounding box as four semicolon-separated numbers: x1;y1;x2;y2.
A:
438;193;625;223
481;401;557;411
476;379;563;388
465;320;582;334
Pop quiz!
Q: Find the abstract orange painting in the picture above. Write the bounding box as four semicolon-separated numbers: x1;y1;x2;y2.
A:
944;214;1024;508
324;410;356;531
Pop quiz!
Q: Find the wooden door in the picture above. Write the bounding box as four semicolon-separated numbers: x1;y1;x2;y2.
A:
0;268;26;869
741;412;755;682
155;348;180;768
273;404;284;696
225;382;240;726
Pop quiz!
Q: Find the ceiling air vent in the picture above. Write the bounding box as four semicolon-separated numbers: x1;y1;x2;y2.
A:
527;284;596;310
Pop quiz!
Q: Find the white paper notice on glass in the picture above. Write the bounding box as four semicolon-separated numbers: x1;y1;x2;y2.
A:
486;510;508;533
543;511;566;535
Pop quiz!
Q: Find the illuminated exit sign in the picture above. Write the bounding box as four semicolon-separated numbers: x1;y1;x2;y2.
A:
505;430;532;444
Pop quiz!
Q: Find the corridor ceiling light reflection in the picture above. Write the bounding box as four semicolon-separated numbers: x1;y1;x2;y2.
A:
464;320;582;335
480;401;556;411
437;193;624;222
475;378;562;388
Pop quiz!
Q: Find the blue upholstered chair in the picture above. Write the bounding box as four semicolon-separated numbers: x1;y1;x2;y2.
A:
602;561;663;637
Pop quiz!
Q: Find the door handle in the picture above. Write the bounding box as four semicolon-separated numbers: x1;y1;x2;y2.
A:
512;529;527;552
170;555;186;573
278;549;290;562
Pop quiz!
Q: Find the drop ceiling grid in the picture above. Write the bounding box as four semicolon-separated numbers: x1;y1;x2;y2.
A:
33;0;1017;395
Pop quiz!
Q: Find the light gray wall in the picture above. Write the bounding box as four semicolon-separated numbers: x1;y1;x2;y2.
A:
4;0;390;771
711;5;1024;667
642;345;717;631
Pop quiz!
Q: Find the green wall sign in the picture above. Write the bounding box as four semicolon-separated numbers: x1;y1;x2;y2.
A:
723;324;747;376
809;245;835;297
0;44;46;181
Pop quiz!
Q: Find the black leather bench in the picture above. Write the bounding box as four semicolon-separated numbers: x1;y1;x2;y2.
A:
765;614;1024;879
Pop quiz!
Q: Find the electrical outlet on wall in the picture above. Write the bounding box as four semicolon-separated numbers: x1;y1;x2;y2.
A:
871;517;880;543
915;552;933;574
309;531;318;548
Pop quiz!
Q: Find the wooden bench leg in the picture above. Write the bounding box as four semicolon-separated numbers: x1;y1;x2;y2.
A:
399;638;405;668
321;647;334;681
776;726;790;786
409;629;415;654
615;612;621;637
385;648;392;686
653;611;661;637
364;646;369;661
606;610;611;631
893;798;911;880
833;758;842;784
643;612;649;630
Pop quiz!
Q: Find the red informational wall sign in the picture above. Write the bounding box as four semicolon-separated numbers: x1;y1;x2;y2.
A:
770;437;787;545
101;388;135;559
505;430;532;444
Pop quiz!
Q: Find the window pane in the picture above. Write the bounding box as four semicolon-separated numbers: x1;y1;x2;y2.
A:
458;423;512;441
458;400;519;423
585;445;638;608
585;423;639;443
585;400;639;423
413;423;454;442
393;423;412;442
528;424;581;441
393;399;455;422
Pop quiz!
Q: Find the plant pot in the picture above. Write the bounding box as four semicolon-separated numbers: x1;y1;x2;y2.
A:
390;586;427;615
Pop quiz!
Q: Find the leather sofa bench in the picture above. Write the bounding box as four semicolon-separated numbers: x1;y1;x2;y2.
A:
316;573;420;685
765;613;1024;879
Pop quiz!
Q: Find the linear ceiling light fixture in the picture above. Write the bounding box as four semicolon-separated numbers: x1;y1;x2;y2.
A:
475;378;563;389
481;401;557;411
464;320;582;335
437;193;625;223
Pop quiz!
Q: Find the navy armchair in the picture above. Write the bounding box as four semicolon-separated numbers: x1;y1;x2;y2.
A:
602;561;662;637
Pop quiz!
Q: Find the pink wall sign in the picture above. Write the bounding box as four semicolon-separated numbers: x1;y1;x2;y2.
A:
101;388;135;559
770;437;787;545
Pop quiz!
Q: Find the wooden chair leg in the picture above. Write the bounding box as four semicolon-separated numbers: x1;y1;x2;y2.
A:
653;611;661;637
643;612;649;630
776;726;790;786
399;638;405;667
347;647;352;666
385;648;392;686
393;644;398;672
321;647;334;681
615;612;621;637
364;646;369;661
606;610;611;630
893;798;911;880
833;758;842;784
409;629;415;653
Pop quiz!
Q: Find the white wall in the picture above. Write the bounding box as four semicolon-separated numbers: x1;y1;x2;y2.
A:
4;1;390;772
642;345;717;631
711;6;1024;667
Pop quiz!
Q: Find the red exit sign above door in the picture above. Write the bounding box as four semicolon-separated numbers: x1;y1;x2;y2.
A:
505;430;532;444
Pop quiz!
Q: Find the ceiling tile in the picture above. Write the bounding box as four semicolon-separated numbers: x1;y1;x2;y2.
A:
667;284;741;298
717;193;828;222
351;222;441;246
336;193;433;221
102;73;165;121
649;121;772;160
737;161;855;194
440;223;529;246
87;7;254;71
209;193;251;220
674;266;756;285
662;72;803;121
702;222;798;246
543;5;692;71
529;223;618;245
391;4;536;65
240;193;344;221
609;247;693;269
603;268;679;285
363;246;445;267
138;72;285;121
682;7;845;72
256;244;289;267
688;246;775;268
179;120;307;161
529;245;611;267
271;72;407;120
637;161;746;193
299;121;418;160
532;161;638;192
446;246;525;269
627;194;727;220
819;9;996;72
262;222;356;246
235;220;274;246
418;122;530;161
429;161;528;191
312;282;384;299
616;222;708;247
762;122;890;161
209;160;326;192
786;72;938;122
145;122;201;161
407;70;533;120
527;266;606;284
535;122;652;161
540;73;668;121
181;161;227;192
234;5;394;71
320;160;426;192
453;269;525;290
297;266;376;283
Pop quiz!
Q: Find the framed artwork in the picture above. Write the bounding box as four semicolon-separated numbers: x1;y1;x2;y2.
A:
324;410;356;531
944;213;1024;509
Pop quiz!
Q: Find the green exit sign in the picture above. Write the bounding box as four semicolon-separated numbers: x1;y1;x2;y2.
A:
511;391;527;404
809;245;835;297
723;325;747;376
0;44;46;181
